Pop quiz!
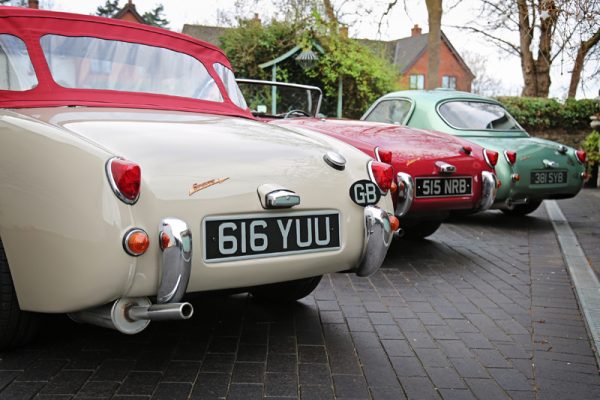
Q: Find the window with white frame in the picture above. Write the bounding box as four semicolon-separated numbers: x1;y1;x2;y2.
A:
442;75;456;89
409;74;424;89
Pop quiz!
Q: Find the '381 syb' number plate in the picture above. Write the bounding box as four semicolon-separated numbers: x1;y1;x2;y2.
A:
203;211;340;262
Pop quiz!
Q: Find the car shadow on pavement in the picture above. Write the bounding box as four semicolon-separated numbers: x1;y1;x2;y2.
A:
446;209;550;233
2;292;312;359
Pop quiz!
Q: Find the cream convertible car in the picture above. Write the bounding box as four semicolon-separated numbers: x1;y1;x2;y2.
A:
0;8;396;348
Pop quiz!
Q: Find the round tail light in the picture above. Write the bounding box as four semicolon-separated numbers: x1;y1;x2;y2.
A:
576;150;586;164
484;149;499;168
106;157;141;204
368;161;394;193
123;228;149;256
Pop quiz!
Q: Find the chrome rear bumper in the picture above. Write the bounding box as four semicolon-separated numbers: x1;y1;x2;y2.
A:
395;172;414;217
478;171;497;211
355;206;394;277
158;218;192;303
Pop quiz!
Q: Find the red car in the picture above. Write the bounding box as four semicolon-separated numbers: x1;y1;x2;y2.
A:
238;80;499;238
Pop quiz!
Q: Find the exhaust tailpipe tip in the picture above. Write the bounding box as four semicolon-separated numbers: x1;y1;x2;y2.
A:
69;298;194;335
128;302;194;322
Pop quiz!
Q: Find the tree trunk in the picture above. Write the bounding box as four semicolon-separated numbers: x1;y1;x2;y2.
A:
568;28;600;98
518;0;556;97
517;0;537;96
425;0;442;90
323;0;337;27
534;0;556;97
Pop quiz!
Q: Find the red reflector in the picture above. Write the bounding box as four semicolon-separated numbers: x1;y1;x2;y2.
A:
369;161;394;192
390;215;400;231
576;150;586;164
108;158;141;203
504;150;517;165
160;232;171;250
484;149;499;167
376;147;393;164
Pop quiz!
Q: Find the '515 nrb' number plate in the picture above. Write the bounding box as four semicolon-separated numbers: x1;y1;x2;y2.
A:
416;177;472;198
203;211;340;263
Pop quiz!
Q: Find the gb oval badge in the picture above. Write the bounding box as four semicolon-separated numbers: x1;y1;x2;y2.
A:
349;180;381;207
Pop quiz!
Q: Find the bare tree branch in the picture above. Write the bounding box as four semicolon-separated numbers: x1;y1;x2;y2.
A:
449;24;521;55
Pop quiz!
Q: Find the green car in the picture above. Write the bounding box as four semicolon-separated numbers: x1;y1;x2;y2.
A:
362;89;587;215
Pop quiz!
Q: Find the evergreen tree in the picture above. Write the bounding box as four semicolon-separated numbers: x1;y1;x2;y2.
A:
96;0;119;18
142;4;169;29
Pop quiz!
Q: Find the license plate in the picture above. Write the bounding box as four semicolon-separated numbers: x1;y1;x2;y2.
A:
415;177;472;198
203;211;340;262
530;170;568;185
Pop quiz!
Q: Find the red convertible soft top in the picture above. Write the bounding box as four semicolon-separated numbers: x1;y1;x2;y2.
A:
0;7;252;118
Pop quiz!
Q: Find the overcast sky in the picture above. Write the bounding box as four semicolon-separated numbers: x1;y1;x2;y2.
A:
45;0;600;99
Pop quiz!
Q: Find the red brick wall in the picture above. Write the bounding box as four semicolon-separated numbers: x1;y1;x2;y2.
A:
118;11;144;24
399;41;473;92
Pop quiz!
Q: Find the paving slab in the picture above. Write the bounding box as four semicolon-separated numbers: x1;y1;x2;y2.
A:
1;193;600;399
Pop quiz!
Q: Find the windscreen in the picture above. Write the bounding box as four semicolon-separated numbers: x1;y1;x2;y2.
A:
40;35;223;102
237;81;320;117
438;101;522;131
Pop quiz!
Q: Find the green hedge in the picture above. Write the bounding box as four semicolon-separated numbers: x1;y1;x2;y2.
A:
495;97;597;131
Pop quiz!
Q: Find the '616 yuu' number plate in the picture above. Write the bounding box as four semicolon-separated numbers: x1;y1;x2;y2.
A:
203;211;340;263
530;170;568;185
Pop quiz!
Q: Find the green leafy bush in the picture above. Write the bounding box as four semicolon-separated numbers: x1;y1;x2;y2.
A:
495;97;597;131
582;131;600;166
219;18;398;119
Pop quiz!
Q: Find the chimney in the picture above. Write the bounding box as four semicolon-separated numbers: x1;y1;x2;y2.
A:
411;24;422;36
28;0;39;9
339;26;348;38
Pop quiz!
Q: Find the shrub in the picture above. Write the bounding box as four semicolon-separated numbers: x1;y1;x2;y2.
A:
495;97;597;131
582;131;600;166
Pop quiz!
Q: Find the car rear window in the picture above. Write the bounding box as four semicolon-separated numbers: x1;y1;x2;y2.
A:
364;99;412;124
213;63;247;109
0;34;38;91
40;35;223;102
438;101;522;131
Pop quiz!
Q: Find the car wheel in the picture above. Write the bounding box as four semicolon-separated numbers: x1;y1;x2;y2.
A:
403;220;443;240
502;200;543;216
0;238;40;350
250;276;323;303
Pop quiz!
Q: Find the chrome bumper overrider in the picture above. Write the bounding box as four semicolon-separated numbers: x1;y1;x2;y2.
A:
355;206;394;277
395;172;414;217
478;171;497;211
158;218;192;303
69;218;194;335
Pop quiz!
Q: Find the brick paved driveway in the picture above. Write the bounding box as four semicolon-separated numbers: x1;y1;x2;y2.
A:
554;188;600;278
1;203;599;399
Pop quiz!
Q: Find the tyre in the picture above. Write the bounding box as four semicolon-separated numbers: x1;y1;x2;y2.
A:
0;238;40;350
403;220;443;240
250;275;323;303
502;200;542;216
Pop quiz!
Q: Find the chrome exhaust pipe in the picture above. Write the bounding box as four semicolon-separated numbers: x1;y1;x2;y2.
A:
128;302;194;321
69;297;194;335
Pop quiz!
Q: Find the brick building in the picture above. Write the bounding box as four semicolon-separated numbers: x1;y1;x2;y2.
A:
113;0;146;24
360;25;474;92
183;22;474;92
